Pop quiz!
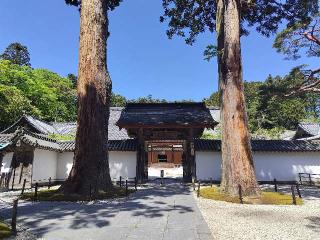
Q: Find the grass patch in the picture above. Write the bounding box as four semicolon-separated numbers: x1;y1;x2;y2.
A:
20;187;135;202
0;221;11;239
200;186;303;205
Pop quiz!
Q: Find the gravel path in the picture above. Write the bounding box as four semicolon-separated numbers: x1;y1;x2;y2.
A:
196;185;320;240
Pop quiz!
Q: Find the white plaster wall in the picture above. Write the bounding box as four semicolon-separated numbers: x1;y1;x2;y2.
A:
32;149;57;182
1;152;13;173
109;151;137;180
196;152;221;181
57;152;74;180
254;152;320;181
196;151;320;181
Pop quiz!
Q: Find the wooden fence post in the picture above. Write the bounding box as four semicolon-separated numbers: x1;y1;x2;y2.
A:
238;185;243;204
0;174;4;187
125;180;128;196
11;199;18;234
296;184;302;198
197;181;201;198
134;177;137;191
11;168;16;190
308;174;312;186
120;176;122;188
21;179;26;195
210;178;213;187
34;183;38;201
291;185;296;205
299;173;302;185
48;177;52;190
274;178;278;192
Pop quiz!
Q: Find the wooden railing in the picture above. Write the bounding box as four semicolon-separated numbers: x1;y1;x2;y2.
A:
298;173;320;186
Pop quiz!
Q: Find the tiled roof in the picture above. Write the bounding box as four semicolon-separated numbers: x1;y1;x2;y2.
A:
108;107;130;140
19;132;61;151
298;123;320;136
1;115;57;134
1;108;130;140
59;139;137;152
117;102;218;128
50;122;77;135
0;134;13;144
194;139;320;152
0;130;136;152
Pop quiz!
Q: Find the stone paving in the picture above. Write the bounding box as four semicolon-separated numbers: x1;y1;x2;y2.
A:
1;180;212;240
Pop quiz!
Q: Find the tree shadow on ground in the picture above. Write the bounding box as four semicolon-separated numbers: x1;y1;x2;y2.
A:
0;181;196;238
305;216;320;233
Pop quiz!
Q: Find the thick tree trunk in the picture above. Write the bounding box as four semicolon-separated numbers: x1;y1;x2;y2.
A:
216;0;259;196
60;0;112;195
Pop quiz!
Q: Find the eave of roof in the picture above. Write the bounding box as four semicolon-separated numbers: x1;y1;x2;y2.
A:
194;139;320;152
117;102;218;129
0;129;137;152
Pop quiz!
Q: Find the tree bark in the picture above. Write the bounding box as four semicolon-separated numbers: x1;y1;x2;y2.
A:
216;0;259;196
60;0;112;195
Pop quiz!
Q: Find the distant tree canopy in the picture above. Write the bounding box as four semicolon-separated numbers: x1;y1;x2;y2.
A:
0;58;193;129
205;69;320;133
0;60;77;129
161;1;319;57
0;42;31;67
67;73;78;88
273;14;320;96
274;14;320;60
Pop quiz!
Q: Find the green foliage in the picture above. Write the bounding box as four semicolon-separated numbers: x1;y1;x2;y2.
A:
111;93;127;107
251;127;285;140
67;73;77;88
201;127;221;140
0;60;77;129
129;94;167;104
274;15;320;60
254;69;318;130
161;0;319;53
200;186;303;205
204;45;221;61
0;42;31;66
205;69;320;135
0;221;11;238
204;91;220;107
0;85;40;128
48;134;75;141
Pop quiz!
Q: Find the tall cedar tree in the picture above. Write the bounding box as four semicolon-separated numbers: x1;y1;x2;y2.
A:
161;0;319;196
0;42;31;67
60;0;121;195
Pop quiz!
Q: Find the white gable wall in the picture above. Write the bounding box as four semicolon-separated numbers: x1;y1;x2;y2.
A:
32;149;57;182
1;152;13;173
55;151;137;181
254;152;320;181
57;152;74;180
196;151;320;182
196;152;222;181
109;151;137;180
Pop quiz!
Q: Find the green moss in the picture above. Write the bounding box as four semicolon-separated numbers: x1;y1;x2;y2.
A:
200;186;303;205
48;133;75;141
20;187;135;202
0;221;11;239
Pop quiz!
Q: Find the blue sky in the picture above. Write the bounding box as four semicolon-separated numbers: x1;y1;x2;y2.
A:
0;0;317;101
